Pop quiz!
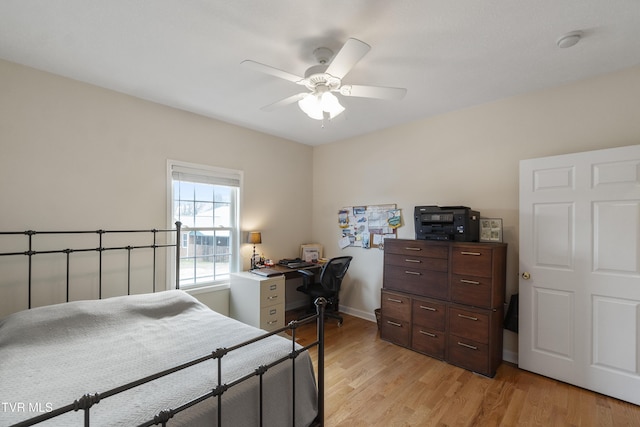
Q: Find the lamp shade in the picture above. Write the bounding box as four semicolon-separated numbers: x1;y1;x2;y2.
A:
248;231;262;244
298;92;345;120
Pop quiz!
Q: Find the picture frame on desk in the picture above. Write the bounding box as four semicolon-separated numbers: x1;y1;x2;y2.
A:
300;244;323;262
480;218;503;243
251;253;262;267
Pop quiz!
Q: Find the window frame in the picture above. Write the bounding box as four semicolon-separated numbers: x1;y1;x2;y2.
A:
167;160;242;290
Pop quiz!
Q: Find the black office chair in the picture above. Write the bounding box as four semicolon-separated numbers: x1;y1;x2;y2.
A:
296;256;353;326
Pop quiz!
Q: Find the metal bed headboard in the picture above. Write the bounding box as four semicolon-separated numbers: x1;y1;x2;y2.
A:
0;222;182;309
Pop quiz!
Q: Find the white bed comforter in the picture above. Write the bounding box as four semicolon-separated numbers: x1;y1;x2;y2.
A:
0;290;317;426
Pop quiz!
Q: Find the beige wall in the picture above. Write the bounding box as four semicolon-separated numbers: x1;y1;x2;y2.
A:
312;65;640;361
0;59;313;316
2;57;640;360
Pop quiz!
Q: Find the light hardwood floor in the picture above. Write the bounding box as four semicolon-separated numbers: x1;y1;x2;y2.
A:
289;312;640;427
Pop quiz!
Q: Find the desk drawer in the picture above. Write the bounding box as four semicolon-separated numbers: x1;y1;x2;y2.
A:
259;278;284;308
260;305;284;332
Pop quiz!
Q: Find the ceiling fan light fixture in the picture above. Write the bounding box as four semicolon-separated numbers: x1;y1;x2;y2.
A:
298;91;344;120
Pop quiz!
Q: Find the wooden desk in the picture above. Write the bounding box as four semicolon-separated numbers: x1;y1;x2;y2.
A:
270;263;322;278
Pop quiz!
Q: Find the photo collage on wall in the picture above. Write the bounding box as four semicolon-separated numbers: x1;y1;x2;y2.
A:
338;204;402;249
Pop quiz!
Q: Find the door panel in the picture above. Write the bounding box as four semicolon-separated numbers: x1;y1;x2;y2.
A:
533;288;573;358
593;201;640;274
593;296;638;373
520;144;640;405
534;202;574;269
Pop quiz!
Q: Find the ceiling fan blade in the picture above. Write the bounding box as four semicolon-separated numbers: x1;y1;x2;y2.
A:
325;38;371;79
261;92;308;111
241;60;304;84
339;85;407;100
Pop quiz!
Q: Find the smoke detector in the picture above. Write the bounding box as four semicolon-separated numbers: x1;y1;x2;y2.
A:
556;31;583;48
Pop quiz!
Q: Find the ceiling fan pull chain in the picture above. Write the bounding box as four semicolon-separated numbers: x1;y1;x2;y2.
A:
321;111;330;128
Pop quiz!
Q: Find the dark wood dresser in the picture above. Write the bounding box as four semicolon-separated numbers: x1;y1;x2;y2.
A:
381;238;507;377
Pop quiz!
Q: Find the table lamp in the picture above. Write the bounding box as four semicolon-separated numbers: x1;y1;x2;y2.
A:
248;231;262;270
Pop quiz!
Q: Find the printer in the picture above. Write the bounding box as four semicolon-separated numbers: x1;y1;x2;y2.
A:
414;205;480;242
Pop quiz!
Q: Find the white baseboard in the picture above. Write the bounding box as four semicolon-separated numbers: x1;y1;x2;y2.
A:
503;349;518;364
339;305;377;323
288;302;377;323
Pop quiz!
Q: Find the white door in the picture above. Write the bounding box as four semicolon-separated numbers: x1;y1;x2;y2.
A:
519;144;640;405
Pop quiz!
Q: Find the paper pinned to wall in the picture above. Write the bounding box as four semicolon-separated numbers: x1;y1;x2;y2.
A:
338;204;402;249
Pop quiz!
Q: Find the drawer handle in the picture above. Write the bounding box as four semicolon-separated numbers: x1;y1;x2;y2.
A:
269;284;277;290
267;320;278;325
419;305;436;311
404;259;422;263
404;247;422;251
387;297;403;303
460;279;480;285
386;320;402;327
460;251;481;256
267;295;279;300
457;341;478;350
457;314;478;321
404;271;421;276
419;330;436;337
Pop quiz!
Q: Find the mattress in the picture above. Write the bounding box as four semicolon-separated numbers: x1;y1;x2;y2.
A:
0;290;317;426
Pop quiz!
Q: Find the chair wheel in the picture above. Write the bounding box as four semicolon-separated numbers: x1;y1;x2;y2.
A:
337;320;343;327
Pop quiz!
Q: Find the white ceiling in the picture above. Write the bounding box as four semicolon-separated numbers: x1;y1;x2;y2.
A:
1;1;639;146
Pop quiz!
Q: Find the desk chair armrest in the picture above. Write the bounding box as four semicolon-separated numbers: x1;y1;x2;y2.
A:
297;268;315;289
298;269;315;277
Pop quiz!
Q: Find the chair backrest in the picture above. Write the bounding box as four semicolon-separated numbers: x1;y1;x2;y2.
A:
319;256;353;294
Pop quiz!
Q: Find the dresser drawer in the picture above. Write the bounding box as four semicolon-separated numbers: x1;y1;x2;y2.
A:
385;239;449;259
385;253;448;272
381;290;411;322
412;326;446;359
448;306;490;344
384;265;448;300
412;297;446;331
450;274;493;308
451;245;493;278
381;316;411;347
447;334;490;375
259;279;284;308
260;305;284;332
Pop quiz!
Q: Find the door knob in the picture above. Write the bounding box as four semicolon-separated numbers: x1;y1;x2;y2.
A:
522;272;531;280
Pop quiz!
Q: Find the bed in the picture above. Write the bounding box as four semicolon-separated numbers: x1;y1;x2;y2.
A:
0;225;325;427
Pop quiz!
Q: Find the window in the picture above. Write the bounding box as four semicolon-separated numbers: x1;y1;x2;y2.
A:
168;161;241;288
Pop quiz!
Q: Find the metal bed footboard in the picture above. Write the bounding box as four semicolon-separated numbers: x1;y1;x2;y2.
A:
9;300;326;427
0;223;325;427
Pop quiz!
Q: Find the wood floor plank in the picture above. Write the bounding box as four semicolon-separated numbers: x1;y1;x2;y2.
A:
288;312;640;426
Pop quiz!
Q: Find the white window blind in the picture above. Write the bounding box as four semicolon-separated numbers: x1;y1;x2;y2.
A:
170;164;241;188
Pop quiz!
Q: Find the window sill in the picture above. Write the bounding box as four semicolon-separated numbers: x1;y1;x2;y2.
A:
181;282;230;295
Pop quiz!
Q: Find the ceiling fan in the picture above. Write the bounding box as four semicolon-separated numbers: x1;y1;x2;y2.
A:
241;38;407;121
